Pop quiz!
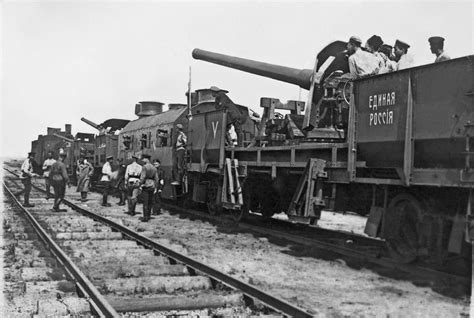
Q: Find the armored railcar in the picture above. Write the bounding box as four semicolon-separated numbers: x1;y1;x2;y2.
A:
192;47;474;263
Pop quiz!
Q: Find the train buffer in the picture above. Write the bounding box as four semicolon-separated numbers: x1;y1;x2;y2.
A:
288;158;327;225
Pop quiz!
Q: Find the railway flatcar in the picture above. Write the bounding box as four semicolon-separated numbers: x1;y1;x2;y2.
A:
187;45;473;264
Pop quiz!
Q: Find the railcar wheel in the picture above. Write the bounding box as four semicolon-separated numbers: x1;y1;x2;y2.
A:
207;179;222;216
386;193;424;263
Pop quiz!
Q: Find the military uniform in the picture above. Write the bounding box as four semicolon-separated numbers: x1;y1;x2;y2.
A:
139;155;159;221
101;156;114;206
49;156;69;212
42;157;56;198
20;153;36;207
125;157;142;215
172;124;187;185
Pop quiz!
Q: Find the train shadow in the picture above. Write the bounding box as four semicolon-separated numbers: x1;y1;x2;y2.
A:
167;207;470;299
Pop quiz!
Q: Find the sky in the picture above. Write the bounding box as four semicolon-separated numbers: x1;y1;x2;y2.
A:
1;0;473;158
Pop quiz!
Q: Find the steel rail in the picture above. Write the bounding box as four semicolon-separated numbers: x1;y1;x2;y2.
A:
3;168;313;318
2;181;119;318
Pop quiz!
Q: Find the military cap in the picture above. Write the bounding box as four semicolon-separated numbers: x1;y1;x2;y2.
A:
349;36;362;45
141;154;151;159
394;39;410;50
367;35;383;50
131;154;139;160
28;152;36;156
379;44;393;56
106;155;114;160
428;36;445;45
209;86;229;93
176;123;184;129
59;152;67;157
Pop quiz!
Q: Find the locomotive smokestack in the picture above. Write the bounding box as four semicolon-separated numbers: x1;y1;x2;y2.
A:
192;48;313;90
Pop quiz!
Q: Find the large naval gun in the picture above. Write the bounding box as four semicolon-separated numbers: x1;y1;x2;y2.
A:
192;41;349;139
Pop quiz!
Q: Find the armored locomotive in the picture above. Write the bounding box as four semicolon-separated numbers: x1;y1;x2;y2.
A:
30;124;95;178
80;117;130;183
189;45;474;263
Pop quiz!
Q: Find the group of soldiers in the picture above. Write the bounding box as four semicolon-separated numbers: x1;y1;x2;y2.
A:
100;154;165;222
18;123;188;222
19;150;71;212
347;35;450;79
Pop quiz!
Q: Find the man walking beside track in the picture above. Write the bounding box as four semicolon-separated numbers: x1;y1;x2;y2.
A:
139;154;159;222
76;155;93;202
125;155;142;216
42;151;56;199
49;152;70;212
19;152;39;207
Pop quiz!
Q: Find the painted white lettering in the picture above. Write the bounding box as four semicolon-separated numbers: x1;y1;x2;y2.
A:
211;121;219;139
388;111;393;124
369;113;373;126
391;92;396;105
369;96;373;109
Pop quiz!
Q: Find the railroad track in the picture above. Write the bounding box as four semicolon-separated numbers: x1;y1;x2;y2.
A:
161;197;471;294
3;167;313;317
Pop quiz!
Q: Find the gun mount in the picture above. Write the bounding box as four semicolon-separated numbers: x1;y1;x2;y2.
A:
192;41;350;138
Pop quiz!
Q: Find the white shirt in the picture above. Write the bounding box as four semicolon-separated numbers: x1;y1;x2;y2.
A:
348;48;380;79
377;53;397;74
42;158;56;177
125;162;143;182
21;158;34;178
101;162;113;182
435;51;450;63
396;53;414;70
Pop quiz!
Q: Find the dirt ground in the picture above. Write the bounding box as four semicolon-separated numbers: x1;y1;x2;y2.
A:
3;168;472;317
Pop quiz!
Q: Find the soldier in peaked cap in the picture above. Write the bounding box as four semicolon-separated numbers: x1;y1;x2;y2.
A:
172;124;187;185
125;154;142;215
428;36;450;63
49;152;70;212
394;39;414;70
378;44;397;74
139;154;159;222
347;35;380;79
100;155;114;207
19;151;39;207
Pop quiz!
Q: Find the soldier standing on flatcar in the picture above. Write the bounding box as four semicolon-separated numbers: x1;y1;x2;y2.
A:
101;155;114;207
19;152;39;207
49;152;70;212
347;36;380;79
125;155;142;215
428;36;450;63
152;159;164;215
377;44;397;74
139;154;159;222
42;151;56;199
394;39;414;70
171;124;187;185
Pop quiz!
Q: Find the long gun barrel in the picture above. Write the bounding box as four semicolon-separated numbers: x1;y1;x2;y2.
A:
192;48;313;90
81;117;100;130
53;133;75;143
